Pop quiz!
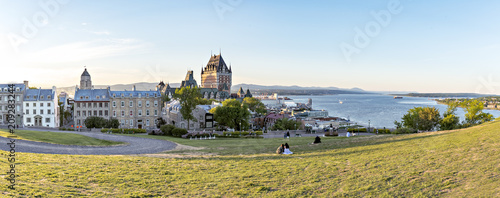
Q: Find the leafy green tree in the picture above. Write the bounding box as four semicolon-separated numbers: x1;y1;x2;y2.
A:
84;116;106;128
272;118;301;130
173;86;202;130
106;118;120;128
161;93;170;108
156;117;166;128
197;98;218;105
210;99;250;131
242;97;267;116
461;99;494;126
400;107;441;131
440;102;460;130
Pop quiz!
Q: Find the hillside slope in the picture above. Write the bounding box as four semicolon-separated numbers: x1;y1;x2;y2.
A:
1;121;499;197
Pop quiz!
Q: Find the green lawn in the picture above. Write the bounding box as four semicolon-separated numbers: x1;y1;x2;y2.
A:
1;121;500;197
0;129;124;146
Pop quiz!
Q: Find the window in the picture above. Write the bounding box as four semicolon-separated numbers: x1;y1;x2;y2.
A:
121;101;124;107
155;93;157;97
121;120;124;126
85;96;89;99
121;111;125;117
138;93;141;98
48;96;51;99
33;103;36;107
130;119;133;126
88;103;91;108
46;118;50;123
41;96;44;100
26;103;29;107
26;110;29;115
146;110;150;116
80;96;83;99
113;101;116;107
113;111;116;117
88;111;91;116
129;93;132;98
48;109;51;114
33;110;36;114
77;120;81;125
93;103;97;108
94;111;97;116
154;109;158;116
77;111;80;116
82;103;86;108
40;103;44;107
146;93;149;98
77;103;80;108
82;111;86;116
47;103;51;107
96;96;100;99
113;94;116;98
105;103;108;108
129;110;133;116
16;87;20;92
99;110;103;116
99;103;103;108
146;101;150;107
138;110;142;116
105;110;108;116
27;118;31;123
16;95;20;101
154;100;158;107
16;105;19;112
129;101;133;107
41;110;44;114
138;101;142;107
146;119;150;126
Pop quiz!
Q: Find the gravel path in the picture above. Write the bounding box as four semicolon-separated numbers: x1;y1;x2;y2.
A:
0;130;177;155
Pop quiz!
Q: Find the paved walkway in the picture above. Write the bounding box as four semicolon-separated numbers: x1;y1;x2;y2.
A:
0;129;177;155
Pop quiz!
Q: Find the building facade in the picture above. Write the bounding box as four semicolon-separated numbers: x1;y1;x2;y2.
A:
201;53;232;95
23;87;59;127
0;82;27;126
163;100;218;130
110;87;161;129
73;69;111;128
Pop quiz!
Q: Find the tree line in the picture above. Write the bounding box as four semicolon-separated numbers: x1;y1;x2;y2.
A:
394;99;494;132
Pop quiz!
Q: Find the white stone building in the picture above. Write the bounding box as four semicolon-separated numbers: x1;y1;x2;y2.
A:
23;86;59;127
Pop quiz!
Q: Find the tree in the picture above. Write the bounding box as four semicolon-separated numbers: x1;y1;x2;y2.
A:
210;99;251;131
440;101;460;130
461;99;494;126
272;118;301;130
58;101;64;127
399;106;441;131
161;93;170;108
84;116;106;128
173;86;202;130
242;97;267;116
106;118;120;128
197;98;218;105
156;117;166;128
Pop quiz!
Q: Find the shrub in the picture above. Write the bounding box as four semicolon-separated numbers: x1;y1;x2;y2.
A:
171;128;188;137
160;125;176;136
231;131;241;136
241;132;249;136
255;131;263;135
392;128;417;134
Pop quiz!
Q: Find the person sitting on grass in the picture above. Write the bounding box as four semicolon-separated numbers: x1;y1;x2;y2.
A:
313;136;321;144
276;144;284;154
283;143;293;154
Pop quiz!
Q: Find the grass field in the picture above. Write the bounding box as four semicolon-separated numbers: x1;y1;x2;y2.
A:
1;120;500;197
0;129;124;146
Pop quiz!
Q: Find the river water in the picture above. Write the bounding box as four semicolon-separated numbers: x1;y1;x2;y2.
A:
270;94;500;129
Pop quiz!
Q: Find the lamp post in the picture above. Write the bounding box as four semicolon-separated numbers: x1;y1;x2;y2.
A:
239;121;241;132
368;120;371;133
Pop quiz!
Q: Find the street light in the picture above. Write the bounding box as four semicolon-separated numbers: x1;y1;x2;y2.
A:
368;120;371;133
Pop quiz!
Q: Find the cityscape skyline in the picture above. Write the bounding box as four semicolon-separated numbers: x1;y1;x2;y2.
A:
1;1;500;94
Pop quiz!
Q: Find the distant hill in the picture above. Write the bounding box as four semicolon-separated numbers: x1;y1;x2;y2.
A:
58;82;367;97
392;93;497;98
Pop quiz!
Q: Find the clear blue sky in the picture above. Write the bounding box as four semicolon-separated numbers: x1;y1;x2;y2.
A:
1;0;500;94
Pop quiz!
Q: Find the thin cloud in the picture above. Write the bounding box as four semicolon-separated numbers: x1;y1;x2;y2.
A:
24;38;149;63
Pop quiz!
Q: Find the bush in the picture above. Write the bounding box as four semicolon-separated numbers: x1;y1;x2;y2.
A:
241;132;249;136
255;131;263;135
171;128;188;137
347;128;367;132
160;125;176;136
391;128;417;134
373;129;391;134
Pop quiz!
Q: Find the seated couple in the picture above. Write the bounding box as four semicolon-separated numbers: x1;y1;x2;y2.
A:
276;143;293;154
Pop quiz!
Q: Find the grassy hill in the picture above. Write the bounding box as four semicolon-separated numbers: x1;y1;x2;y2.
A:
1;120;500;197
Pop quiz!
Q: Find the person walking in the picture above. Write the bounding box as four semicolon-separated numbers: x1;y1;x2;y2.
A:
286;130;290;139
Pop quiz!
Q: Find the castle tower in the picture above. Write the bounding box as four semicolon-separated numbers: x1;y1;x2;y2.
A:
80;68;92;90
201;53;232;94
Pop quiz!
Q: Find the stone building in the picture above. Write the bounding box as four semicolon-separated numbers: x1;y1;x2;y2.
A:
201;53;232;95
0;81;27;126
163;100;219;130
110;86;161;129
23;87;59;127
73;69;111;128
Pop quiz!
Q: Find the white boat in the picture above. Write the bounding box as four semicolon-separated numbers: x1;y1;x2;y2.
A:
339;100;343;104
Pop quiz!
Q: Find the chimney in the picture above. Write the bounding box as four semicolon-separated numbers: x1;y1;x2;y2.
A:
133;85;136;91
24;80;29;88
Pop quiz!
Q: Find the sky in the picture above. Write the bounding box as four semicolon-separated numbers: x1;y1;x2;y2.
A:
1;0;500;94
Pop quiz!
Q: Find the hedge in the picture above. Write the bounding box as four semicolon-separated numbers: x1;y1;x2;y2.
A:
347;128;367;132
171;128;188;137
101;128;146;133
373;128;391;134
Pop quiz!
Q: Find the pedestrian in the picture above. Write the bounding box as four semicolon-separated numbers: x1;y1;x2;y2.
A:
284;131;287;139
286;130;290;139
313;136;321;144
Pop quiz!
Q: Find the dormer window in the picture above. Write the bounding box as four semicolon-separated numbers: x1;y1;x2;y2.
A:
48;96;51;99
113;94;116;98
96;96;100;99
121;93;124;97
85;96;89;99
80;96;83;99
129;93;132;97
41;96;44;99
16;88;20;92
138;94;141;98
102;95;106;99
146;93;149;98
27;96;30;99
